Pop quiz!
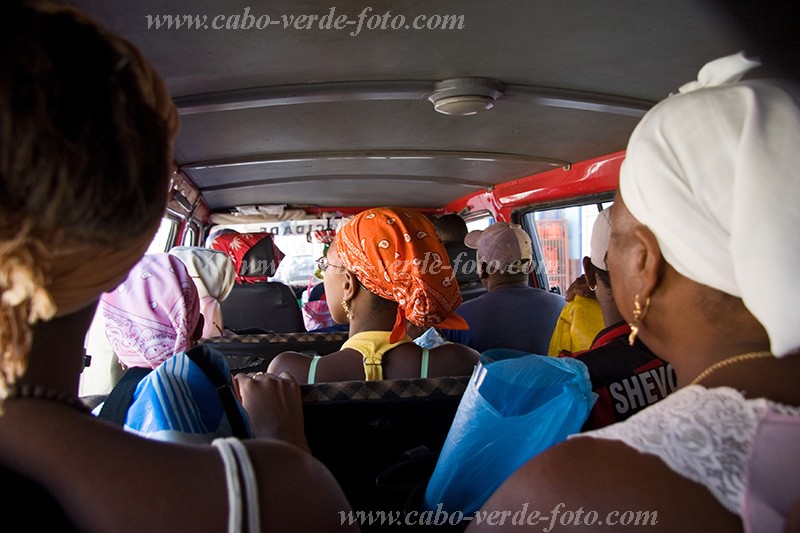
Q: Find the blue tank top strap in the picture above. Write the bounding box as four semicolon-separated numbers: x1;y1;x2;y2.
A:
420;348;430;378
307;355;322;384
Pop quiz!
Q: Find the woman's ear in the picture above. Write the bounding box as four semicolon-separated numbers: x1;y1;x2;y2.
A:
632;225;665;300
341;270;360;302
582;257;597;290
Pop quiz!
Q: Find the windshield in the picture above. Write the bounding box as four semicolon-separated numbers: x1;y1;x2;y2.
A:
212;218;334;289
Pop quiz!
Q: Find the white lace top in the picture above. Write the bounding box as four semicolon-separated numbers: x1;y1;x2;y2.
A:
572;385;800;515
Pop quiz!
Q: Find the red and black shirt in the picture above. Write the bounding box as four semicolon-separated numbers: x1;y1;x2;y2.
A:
561;321;677;430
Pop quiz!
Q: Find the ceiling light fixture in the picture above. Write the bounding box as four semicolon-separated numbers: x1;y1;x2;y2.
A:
428;77;505;116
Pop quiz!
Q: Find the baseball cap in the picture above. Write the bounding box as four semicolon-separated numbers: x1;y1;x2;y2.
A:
464;222;532;274
590;208;612;270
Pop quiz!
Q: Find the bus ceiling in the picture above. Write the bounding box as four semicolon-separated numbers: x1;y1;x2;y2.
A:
73;0;795;222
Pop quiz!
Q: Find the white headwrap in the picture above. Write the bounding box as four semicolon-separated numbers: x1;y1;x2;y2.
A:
619;52;800;357
168;247;236;338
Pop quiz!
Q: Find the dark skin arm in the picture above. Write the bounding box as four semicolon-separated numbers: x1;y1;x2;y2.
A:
466;438;741;532
0;401;356;533
233;371;311;453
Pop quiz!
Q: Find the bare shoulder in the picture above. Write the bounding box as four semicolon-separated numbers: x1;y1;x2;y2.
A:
267;351;314;383
244;439;357;532
466;437;740;531
432;342;480;369
424;342;479;378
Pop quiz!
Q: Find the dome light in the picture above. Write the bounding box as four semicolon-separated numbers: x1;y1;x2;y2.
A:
429;78;504;116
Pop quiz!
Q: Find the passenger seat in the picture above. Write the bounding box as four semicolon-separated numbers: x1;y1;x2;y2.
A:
221;281;305;333
444;243;486;301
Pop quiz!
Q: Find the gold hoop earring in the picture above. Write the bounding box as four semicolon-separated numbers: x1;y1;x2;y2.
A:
341;299;353;320
628;294;651;346
588;284;597;291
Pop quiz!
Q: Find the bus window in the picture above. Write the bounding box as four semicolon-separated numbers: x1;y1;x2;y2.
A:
182;222;197;246
464;212;494;233
146;217;177;254
521;200;613;293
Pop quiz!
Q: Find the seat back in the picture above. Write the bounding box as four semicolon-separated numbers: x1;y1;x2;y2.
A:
220;281;305;334
203;331;348;373
444;244;486;301
301;376;470;520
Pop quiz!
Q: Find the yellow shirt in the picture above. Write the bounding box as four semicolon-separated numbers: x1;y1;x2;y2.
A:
547;295;605;356
340;331;413;380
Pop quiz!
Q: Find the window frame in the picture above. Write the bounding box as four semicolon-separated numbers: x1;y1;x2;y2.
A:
146;213;180;254
514;192;614;293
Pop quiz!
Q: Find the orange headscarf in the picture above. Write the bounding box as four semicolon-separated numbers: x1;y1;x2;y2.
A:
335;208;469;342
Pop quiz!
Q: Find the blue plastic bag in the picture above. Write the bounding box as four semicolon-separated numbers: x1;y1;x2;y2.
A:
423;354;596;515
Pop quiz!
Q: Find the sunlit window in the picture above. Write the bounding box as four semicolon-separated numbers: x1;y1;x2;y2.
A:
522;201;613;293
465;215;493;232
146;217;177;254
212;219;333;291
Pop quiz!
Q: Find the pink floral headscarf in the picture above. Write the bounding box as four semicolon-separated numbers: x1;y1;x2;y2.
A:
99;254;200;369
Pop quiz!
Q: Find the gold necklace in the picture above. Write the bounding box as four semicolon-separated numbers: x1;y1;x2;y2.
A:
689;350;773;386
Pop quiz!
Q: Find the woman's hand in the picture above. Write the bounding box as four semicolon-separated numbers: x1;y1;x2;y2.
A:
233;371;311;454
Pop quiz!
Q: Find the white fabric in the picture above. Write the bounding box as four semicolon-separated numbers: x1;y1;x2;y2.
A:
589;208;612;270
677;51;762;94
742;410;800;533
213;438;243;533
572;385;800;515
169;246;236;338
212;437;260;533
619;52;800;356
227;438;260;533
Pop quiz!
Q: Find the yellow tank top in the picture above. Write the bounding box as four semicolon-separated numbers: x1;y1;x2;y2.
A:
340;330;413;381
